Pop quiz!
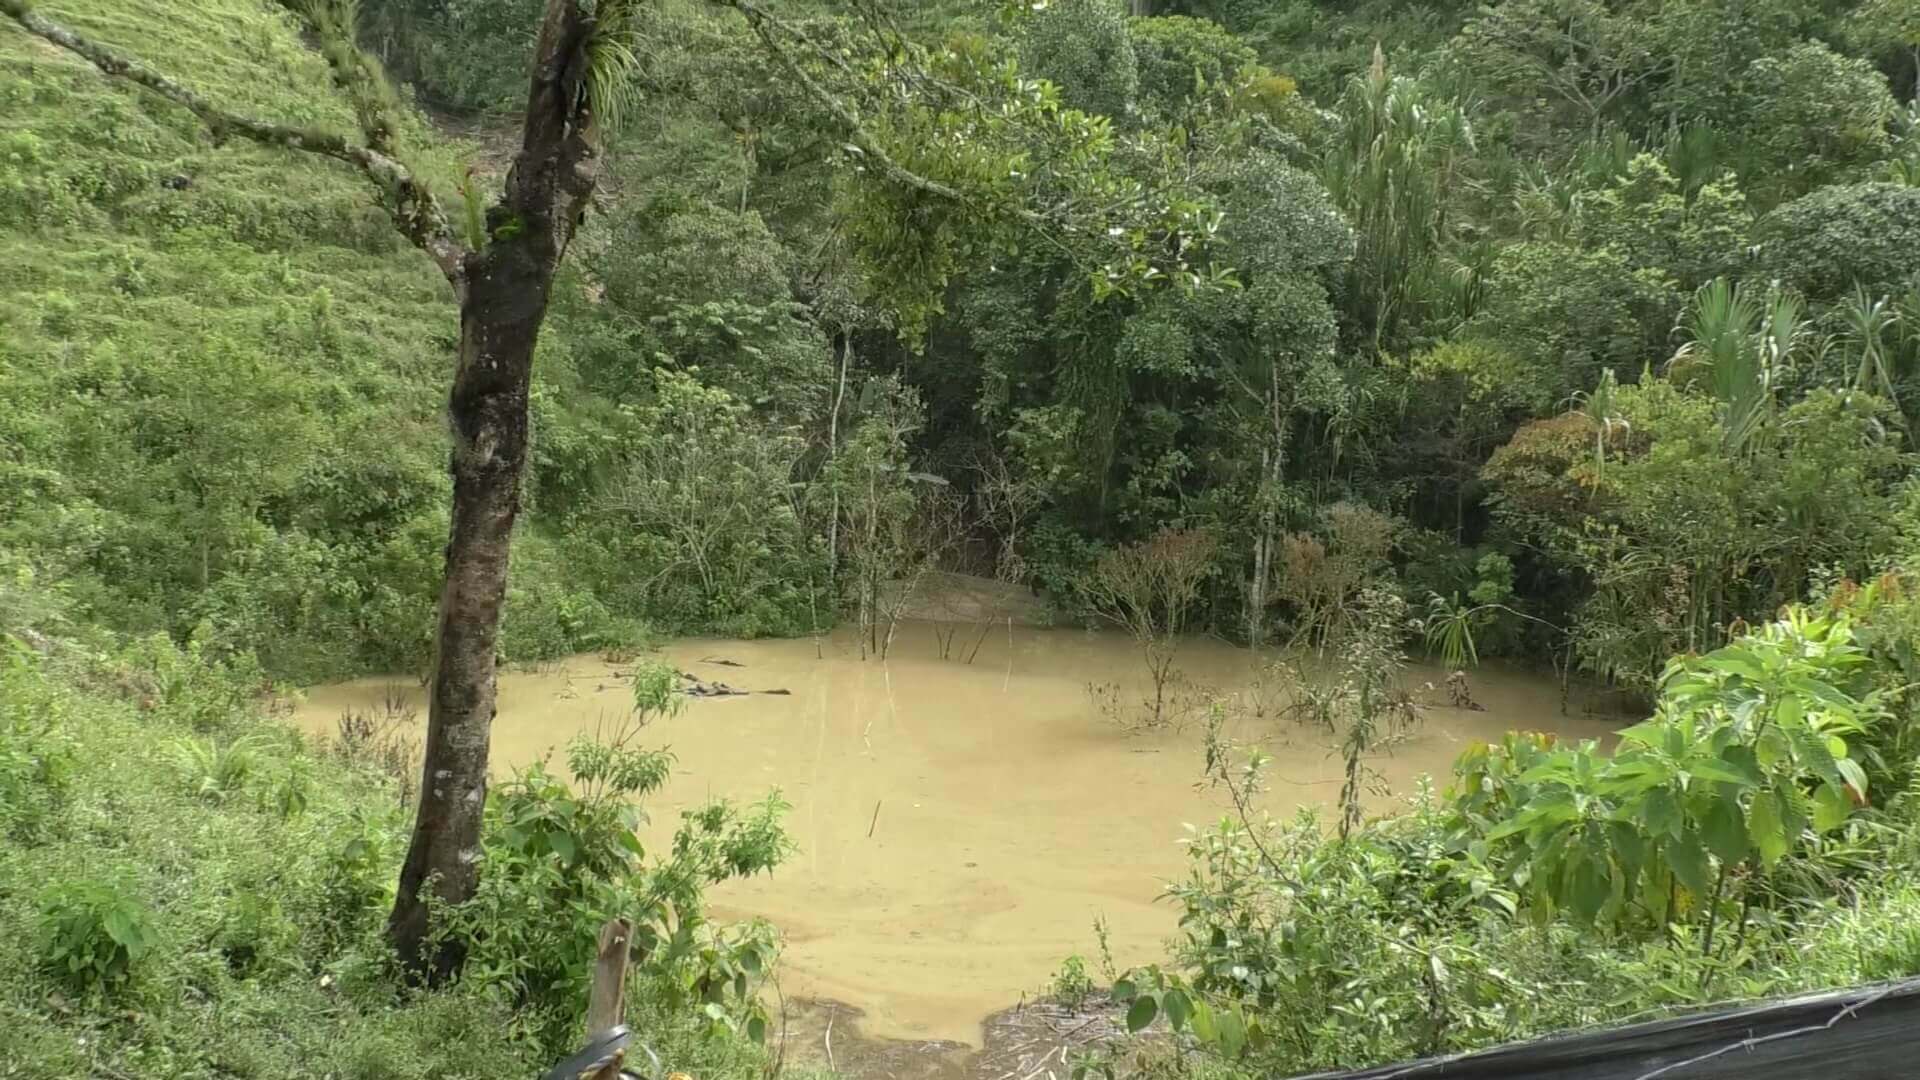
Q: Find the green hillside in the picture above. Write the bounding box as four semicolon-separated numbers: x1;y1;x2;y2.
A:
1;0;457;679
0;0;667;684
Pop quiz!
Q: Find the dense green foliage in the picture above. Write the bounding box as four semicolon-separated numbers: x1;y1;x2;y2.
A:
9;0;1920;1074
12;0;1920;688
0;582;792;1078
1088;576;1920;1077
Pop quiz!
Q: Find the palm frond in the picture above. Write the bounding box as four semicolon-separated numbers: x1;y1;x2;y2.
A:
1671;278;1793;456
1840;285;1902;412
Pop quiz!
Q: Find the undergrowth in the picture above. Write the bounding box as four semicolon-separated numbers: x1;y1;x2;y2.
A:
0;583;791;1080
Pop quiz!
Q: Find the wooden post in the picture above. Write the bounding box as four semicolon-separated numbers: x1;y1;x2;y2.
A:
586;917;631;1080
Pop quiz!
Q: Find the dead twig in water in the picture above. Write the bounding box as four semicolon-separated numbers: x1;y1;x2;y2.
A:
868;800;882;838
823;1005;837;1072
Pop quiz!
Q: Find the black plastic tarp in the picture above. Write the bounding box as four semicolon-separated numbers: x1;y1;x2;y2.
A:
1289;976;1920;1080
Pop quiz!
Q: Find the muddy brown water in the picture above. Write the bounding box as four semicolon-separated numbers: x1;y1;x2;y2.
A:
294;620;1622;1056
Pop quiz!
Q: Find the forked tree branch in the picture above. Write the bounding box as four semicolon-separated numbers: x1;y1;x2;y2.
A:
1;1;471;289
724;1;967;206
719;0;1064;238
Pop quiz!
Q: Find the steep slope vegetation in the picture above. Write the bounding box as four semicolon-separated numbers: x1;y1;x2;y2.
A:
0;0;646;682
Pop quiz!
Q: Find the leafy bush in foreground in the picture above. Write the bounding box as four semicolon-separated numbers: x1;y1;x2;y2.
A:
0;611;787;1079
1086;580;1920;1079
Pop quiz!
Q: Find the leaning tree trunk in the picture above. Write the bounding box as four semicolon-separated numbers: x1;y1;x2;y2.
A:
387;1;602;980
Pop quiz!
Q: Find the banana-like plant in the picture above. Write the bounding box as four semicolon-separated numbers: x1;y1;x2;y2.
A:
1568;367;1629;477
1838;285;1904;420
1669;278;1810;456
1322;47;1476;348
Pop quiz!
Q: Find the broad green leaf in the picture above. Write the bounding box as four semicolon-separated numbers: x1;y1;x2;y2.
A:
1162;988;1192;1031
549;831;577;864
1706;649;1764;681
1750;788;1789;866
1125;995;1158;1033
1722;744;1761;779
1812;783;1852;833
1667;831;1711;895
1756;727;1789;768
1641;787;1682;839
104;908;136;947
1777;784;1808;839
747;1016;767;1043
1190;1000;1216;1042
1111;978;1136;1002
1617;720;1664;748
1792;728;1846;790
1215;1008;1246;1057
1607;820;1649;871
1688;759;1758;787
1774;694;1803;728
1837;757;1869;798
1567;854;1609;922
1483;816;1524;843
1699;795;1748;864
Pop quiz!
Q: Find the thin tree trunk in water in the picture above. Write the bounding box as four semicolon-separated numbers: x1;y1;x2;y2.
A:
1248;468;1270;648
827;332;850;599
1246;366;1287;649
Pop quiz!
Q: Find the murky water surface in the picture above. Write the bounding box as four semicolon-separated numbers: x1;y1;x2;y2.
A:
295;621;1620;1047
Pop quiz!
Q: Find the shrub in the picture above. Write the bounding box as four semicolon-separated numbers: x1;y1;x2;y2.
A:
168;733;268;804
1051;954;1096;1009
448;703;791;1055
584;369;824;639
1757;183;1920;302
0;640;76;843
1080;529;1218;728
38;881;153;995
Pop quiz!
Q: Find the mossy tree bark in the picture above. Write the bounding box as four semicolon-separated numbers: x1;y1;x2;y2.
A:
388;1;603;979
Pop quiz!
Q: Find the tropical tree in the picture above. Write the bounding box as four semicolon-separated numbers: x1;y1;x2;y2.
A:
1838;285;1906;421
1320;49;1474;350
1734;43;1898;197
1757;183;1920;302
1454;0;1664;141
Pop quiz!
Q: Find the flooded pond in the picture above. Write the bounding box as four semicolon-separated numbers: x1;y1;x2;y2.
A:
294;619;1621;1051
